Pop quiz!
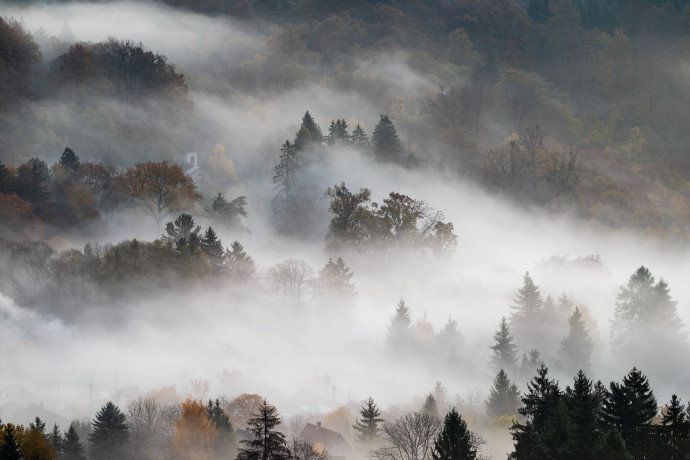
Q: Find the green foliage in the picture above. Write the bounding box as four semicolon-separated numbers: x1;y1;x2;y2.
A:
558;306;594;374
490;317;519;372
431;408;478;460
353;397;384;445
486;369;520;418
59;148;80;172
371;114;403;163
62;424;86;460
237;399;289;460
88;402;129;460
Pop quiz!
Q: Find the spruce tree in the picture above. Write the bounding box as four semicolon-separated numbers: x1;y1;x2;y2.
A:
211;192;247;228
371;114;403;163
327;119;350;145
318;257;357;302
207;399;235;459
164;213;201;247
63;424;86;460
59;147;80;172
658;394;689;458
558;306;595;375
490;317;519;372
89;401;129;460
518;363;560;432
431;408;478;460
603;368;657;458
439;316;463;364
510;272;544;349
225;241;256;281
0;424;22;460
353;397;384;445
301;111;323;143
272;140;299;233
486;369;520;418
351;124;370;152
387;297;412;349
564;370;599;459
201;226;224;268
593;429;633;460
423;395;440;418
48;423;63;455
294;125;314;152
237;399;290;460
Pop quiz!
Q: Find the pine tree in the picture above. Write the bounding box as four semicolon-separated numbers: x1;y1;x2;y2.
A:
486;369;520;418
510;272;544;349
423;395;440;418
237;399;290;460
593;429;633;460
658;395;690;458
224;241;256;281
0;424;22;460
490;317;519;372
211;192;247;228
431;408;478;460
59;147;80;172
301;111;323;143
558;306;595;375
327;119;350;145
201;226;224;268
164;213;201;248
30;416;46;435
519;363;560;432
318;257;356;302
351;124;370;152
63;424;86;460
603;367;657;458
48;423;63;455
564;370;599;459
371;114;403;162
89;401;129;460
387;297;412;349
294;125;314;152
207;399;235;459
353;397;384;445
439;316;463;364
272;140;299;233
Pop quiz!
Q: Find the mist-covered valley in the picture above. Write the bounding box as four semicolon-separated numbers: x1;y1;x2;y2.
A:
2;0;690;459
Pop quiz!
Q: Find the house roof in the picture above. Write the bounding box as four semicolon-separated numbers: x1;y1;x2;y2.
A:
297;423;352;455
185;165;200;175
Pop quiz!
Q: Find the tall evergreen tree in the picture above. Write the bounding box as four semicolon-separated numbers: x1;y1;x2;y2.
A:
62;424;86;460
518;363;561;432
318;257;357;302
0;424;22;460
490;317;519;372
593;429;633;460
89;401;129;460
658;395;690;459
558;306;595;375
387;297;412;349
207;399;235;459
423;395;440;418
211;192;247;228
353;397;384;445
301;111;323;143
164;213;201;248
201;226;224;268
371;114;403;163
602;368;657;459
48;423;63;455
431;408;478;460
439;316;463;364
327;119;350;145
272;140;299;233
510;272;544;349
225;241;256;281
486;369;520;418
564;370;599;459
293;125;314;152
59;147;80;172
351;123;370;152
236;399;290;460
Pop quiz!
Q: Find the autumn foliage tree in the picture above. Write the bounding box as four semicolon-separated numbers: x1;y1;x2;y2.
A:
173;399;219;460
118;161;202;228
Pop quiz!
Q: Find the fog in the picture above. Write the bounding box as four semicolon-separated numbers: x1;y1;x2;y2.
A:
2;1;690;458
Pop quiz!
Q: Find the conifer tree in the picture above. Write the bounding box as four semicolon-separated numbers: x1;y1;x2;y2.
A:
237;399;290;460
371;114;403;162
518;363;561;432
490;317;519;372
201;226;224;269
63;424;86;460
301;111;323;143
207;399;235;459
387;297;412;349
486;369;520;418
439;316;463;364
431;408;478;460
603;368;657;458
0;424;22;460
225;241;256;281
564;370;599;459
351;124;370;152
510;272;544;349
272;140;299;233
318;257;357;302
327;119;350;145
294;125;314;152
211;192;247;228
164;213;201;248
423;395;440;418
59;147;80;172
659;394;689;458
558;306;595;375
48;423;63;455
593;429;633;460
89;401;129;460
353;397;384;445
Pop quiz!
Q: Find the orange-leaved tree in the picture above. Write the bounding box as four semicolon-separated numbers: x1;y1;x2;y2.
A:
172;398;218;460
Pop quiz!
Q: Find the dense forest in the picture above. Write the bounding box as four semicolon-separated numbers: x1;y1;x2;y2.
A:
1;0;690;458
